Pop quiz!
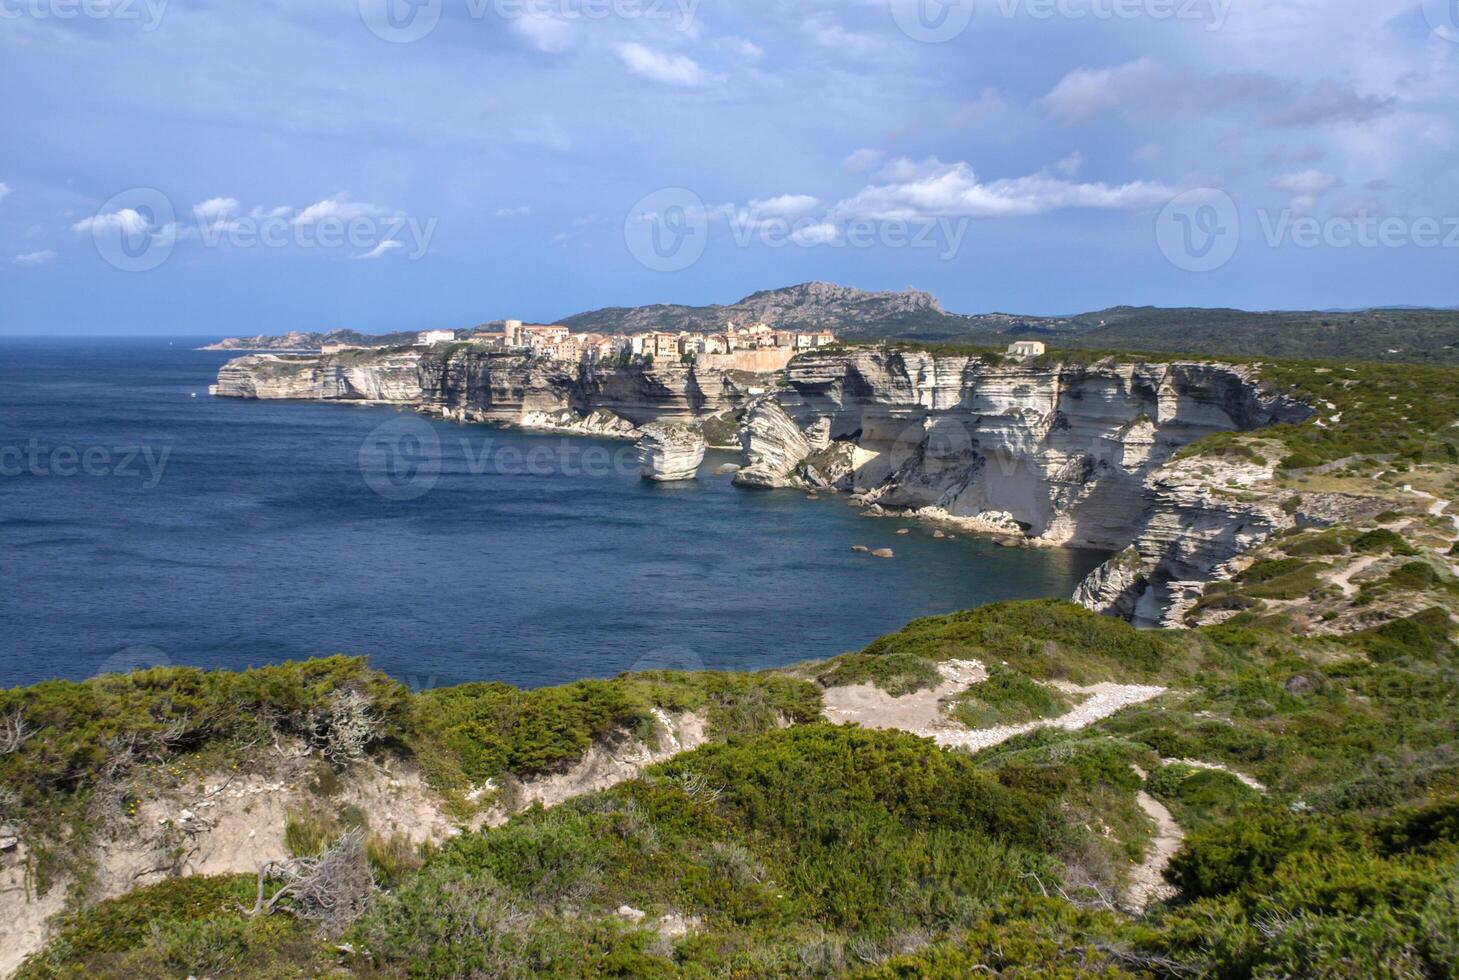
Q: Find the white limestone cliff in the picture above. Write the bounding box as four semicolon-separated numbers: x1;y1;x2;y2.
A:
637;424;707;482
212;344;1313;626
733;399;813;489
742;349;1311;623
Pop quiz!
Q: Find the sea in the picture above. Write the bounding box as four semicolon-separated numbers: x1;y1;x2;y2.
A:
0;338;1109;690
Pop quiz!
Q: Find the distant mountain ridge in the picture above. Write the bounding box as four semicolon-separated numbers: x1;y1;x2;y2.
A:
201;282;1459;364
560;281;975;336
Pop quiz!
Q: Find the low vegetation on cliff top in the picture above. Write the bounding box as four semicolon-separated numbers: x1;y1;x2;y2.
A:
5;585;1457;977
844;342;1459;470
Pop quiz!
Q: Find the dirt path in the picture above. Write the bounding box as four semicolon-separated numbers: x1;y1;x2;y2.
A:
1160;757;1266;792
1329;554;1381;598
821;660;986;734
824;662;1166;754
1126;783;1182;911
824;666;1177;910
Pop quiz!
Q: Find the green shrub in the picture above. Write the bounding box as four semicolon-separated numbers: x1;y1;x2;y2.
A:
814;652;942;695
1284;529;1351;557
149;915;250;977
1352;528;1419;556
849;599;1187;684
950;667;1074;728
1354;608;1455;662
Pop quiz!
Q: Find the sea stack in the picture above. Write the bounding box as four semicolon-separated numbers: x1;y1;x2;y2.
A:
637;423;707;482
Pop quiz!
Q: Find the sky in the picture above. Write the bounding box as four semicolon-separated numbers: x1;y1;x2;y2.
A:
3;0;1459;336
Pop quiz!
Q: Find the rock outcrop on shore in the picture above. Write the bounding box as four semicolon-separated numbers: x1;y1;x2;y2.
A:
733;399;813;489
211;344;1312;624
637;424;707;482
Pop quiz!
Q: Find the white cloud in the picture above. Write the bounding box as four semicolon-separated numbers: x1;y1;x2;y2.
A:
719;37;764;63
496;206;531;218
1270;169;1341;195
194;197;239;220
844;149;883;174
293;197;388;225
13;249;56;266
194;197;240;222
834;158;1176;221
510;13;576;53
747;194;820;217
1039;57;1167;122
73;209;152;236
1051;152;1085;178
0;182;10;204
802;14;885;60
617;43;711;87
1040;58;1394;130
194;197;245;234
1264;81;1393;127
355;240;403;260
791;222;840;246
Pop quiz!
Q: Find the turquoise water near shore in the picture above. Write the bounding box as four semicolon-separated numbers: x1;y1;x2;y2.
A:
0;338;1109;690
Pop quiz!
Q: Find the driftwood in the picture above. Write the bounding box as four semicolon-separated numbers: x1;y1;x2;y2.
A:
245;830;375;936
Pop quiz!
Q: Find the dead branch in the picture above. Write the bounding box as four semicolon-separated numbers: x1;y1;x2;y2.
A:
1;713;36;755
246;829;375;936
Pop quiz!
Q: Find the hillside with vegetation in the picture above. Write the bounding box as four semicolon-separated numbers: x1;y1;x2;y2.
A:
6;350;1459;978
5;589;1458;976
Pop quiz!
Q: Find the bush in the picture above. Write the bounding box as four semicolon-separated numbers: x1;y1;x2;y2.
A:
814;652;942;696
849;600;1186;684
951;667;1073;728
1352;528;1419;556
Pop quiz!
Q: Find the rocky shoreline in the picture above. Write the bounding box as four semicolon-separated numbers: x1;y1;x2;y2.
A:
210;344;1313;625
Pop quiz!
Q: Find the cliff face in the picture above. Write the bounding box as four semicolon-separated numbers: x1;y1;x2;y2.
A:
770;350;1307;544
210;351;425;401
213;348;751;426
637;424;707;482
746;349;1311;624
212;345;1312;625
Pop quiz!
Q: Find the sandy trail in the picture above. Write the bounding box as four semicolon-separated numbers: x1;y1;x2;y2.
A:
1126;781;1182;911
1329;554;1382;598
821;660;987;734
823;661;1166;753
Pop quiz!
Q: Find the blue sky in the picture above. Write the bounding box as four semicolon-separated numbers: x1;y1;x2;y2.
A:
3;0;1458;335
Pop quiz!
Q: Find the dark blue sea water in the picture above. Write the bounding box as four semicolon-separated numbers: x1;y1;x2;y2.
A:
0;339;1109;690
